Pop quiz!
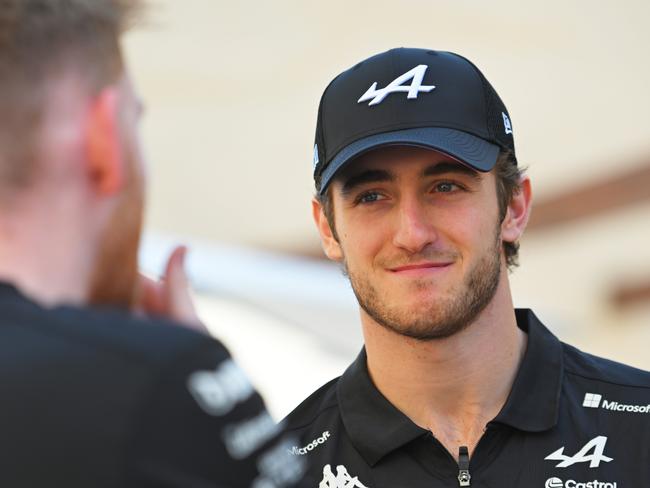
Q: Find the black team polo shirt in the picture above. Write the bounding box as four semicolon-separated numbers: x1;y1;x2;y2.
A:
0;282;304;487
284;309;650;487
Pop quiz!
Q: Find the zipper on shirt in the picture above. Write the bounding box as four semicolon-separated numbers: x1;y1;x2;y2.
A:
457;446;471;486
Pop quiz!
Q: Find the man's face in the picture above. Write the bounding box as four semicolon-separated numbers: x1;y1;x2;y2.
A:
324;146;505;340
88;72;146;309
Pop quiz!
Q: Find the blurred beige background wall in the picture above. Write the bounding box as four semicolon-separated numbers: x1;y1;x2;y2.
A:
129;0;650;417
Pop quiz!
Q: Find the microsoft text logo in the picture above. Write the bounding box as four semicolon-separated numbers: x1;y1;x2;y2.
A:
582;392;650;414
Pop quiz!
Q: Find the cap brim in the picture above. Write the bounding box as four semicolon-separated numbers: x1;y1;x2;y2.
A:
318;127;500;194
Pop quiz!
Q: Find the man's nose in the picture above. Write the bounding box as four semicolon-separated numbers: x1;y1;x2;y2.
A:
392;197;438;253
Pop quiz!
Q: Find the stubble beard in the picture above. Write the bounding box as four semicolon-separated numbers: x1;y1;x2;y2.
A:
343;226;503;341
87;152;144;310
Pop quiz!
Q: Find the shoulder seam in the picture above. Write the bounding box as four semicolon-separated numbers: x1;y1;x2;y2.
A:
565;368;650;390
284;402;340;432
2;302;204;367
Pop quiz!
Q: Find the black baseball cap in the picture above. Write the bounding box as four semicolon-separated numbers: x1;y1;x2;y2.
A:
313;48;516;194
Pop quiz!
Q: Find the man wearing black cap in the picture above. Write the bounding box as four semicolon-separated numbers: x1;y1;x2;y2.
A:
284;48;650;487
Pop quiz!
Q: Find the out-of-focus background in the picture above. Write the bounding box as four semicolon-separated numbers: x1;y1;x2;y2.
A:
128;0;650;419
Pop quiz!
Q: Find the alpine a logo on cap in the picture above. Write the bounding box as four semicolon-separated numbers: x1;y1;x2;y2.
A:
358;64;435;106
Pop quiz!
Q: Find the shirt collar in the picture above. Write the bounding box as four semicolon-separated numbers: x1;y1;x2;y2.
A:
337;308;564;466
489;308;564;432
338;347;428;467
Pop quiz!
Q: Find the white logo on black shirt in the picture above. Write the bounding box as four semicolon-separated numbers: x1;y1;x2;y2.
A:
319;465;369;488
545;477;563;488
358;65;435;106
290;431;331;455
583;393;602;408
583;392;650;414
545;477;618;487
223;411;280;459
545;436;613;468
187;359;254;416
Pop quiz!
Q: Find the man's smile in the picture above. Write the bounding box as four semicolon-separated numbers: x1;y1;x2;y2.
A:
387;261;454;277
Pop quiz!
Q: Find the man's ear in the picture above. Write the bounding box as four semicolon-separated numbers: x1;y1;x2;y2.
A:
501;176;533;244
85;87;123;195
312;197;343;262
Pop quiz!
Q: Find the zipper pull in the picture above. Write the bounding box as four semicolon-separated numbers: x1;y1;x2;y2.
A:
457;446;471;487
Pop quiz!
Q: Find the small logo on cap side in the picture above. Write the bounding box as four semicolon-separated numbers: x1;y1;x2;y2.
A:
358;64;435;106
502;112;513;135
313;144;319;170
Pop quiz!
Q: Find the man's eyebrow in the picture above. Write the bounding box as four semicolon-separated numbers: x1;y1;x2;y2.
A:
339;161;481;196
423;162;482;180
340;169;394;196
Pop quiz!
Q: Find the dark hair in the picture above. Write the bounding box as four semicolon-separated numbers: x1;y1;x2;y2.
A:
316;149;524;270
0;0;143;190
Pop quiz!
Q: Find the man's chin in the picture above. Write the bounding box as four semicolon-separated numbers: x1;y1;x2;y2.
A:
376;314;469;342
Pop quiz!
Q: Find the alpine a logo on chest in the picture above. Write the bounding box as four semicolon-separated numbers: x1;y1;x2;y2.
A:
357;64;435;106
545;436;613;468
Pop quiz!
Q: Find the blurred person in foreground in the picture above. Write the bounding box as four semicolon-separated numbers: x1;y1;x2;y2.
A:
284;48;650;487
0;1;303;486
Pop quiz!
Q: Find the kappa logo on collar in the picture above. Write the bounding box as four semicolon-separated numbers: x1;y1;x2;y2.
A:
357;64;435;106
545;436;613;468
319;464;369;488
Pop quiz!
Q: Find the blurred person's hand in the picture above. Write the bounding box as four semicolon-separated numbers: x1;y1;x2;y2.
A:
137;246;208;334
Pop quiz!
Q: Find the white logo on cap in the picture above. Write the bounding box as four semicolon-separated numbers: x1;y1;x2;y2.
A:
358;64;435;106
313;144;319;170
502;112;513;135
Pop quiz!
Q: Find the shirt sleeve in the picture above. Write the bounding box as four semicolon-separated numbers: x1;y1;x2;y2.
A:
125;337;306;488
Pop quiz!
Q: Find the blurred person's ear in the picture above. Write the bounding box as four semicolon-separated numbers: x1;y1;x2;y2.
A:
312;197;343;262
501;176;532;245
85;87;124;195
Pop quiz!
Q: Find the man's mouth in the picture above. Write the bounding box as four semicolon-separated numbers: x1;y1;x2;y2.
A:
388;262;453;273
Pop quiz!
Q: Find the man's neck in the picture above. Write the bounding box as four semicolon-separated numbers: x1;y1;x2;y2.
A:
0;196;94;307
361;280;527;458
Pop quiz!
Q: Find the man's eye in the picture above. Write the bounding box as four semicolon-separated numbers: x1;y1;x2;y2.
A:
357;191;383;204
435;182;459;193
